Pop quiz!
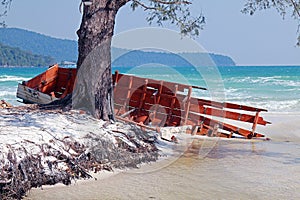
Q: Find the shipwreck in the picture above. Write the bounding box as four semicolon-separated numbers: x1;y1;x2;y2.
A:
17;64;270;140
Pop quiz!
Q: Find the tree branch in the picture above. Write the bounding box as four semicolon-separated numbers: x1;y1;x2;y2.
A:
133;0;157;10
130;0;204;37
132;0;192;11
290;0;300;18
151;0;191;5
243;0;300;46
117;0;132;10
0;0;12;26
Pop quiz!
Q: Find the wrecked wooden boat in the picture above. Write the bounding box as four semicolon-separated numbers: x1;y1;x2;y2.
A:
112;71;270;139
17;64;270;139
17;64;77;104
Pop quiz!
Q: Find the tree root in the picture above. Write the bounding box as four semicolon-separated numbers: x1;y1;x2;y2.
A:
0;111;159;199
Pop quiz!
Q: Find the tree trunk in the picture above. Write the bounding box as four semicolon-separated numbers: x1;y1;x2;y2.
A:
74;0;127;120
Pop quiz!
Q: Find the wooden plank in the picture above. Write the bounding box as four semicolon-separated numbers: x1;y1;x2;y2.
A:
252;111;260;134
16;84;58;104
138;79;148;109
188;104;269;125
151;80;164;124
190;115;265;139
197;98;267;112
183;86;192;125
56;68;77;98
125;88;269;125
165;84;178;126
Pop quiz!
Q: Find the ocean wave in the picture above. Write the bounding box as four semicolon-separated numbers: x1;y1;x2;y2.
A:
225;76;300;87
225;88;239;93
224;88;254;100
270;79;300;87
228;99;300;112
271;88;300;92
272;75;293;79
0;75;28;82
193;85;300;112
0;89;22;106
0;90;17;97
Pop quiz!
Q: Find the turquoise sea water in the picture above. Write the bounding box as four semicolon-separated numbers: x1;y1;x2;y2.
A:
1;65;299;112
0;67;47;104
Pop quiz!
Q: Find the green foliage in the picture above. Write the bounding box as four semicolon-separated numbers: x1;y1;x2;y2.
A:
0;0;11;27
0;42;55;66
242;0;300;46
130;0;205;37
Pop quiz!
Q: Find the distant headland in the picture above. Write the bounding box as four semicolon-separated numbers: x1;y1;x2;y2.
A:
0;28;236;67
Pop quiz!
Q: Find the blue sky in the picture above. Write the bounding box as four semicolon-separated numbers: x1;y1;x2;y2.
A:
3;0;300;65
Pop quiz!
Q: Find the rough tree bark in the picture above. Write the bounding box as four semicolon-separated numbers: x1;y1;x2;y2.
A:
74;0;129;120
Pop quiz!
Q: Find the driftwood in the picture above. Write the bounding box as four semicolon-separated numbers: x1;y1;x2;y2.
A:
0;100;12;109
38;94;73;111
0;107;159;199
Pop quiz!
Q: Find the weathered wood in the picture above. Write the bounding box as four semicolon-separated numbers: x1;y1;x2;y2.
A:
0;100;12;108
183;86;192;125
112;72;269;139
17;84;59;104
252;111;260;134
151;80;164;125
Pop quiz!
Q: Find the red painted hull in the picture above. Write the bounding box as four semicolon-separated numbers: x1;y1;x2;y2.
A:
17;66;270;139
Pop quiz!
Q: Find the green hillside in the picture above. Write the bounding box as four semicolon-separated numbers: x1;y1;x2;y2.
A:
0;28;235;67
112;50;236;67
0;28;77;63
0;43;55;66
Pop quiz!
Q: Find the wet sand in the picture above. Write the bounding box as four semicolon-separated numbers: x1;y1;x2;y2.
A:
25;114;300;200
26;144;300;199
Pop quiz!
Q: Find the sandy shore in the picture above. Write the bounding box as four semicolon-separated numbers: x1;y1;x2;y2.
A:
25;139;300;200
1;107;299;199
24;112;300;200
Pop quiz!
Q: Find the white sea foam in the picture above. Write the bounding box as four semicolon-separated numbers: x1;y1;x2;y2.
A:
0;90;16;97
0;75;28;82
225;88;239;93
259;112;300;142
192;85;300;112
226;76;300;87
227;99;300;112
0;90;19;105
266;100;300;112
